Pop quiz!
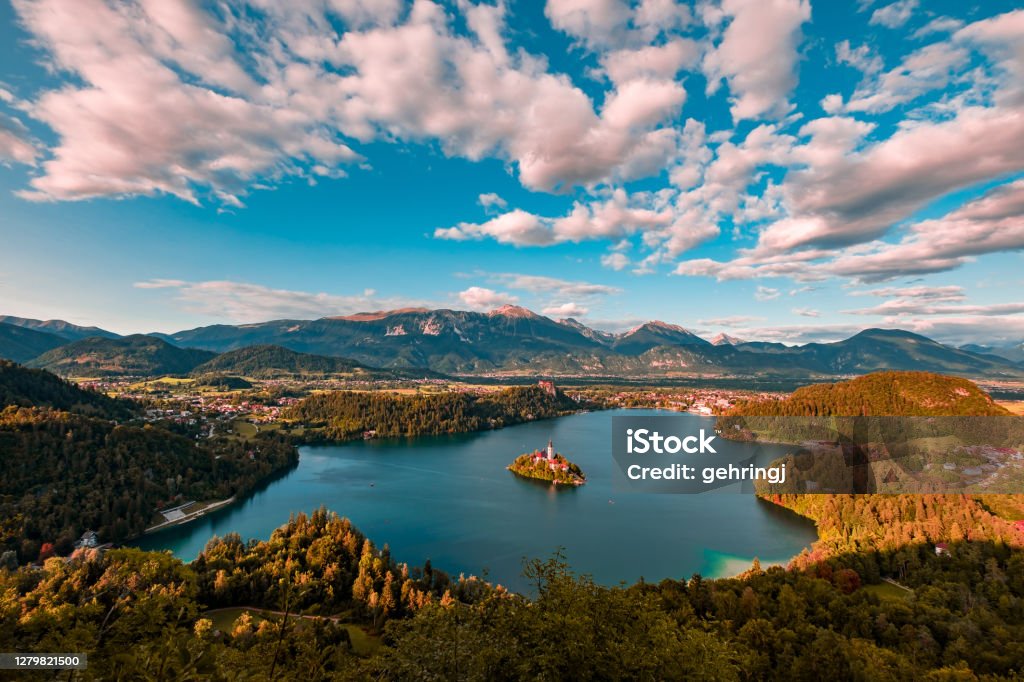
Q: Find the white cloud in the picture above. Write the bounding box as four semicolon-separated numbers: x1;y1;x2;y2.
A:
601;252;630;270
913;17;964;38
600;39;700;85
545;0;691;51
437;189;676;246
435;209;555;246
754;285;780;301
0;114;38;166
850;285;966;301
11;0;689;203
697;315;765;328
843;41;968;113
478;192;508;211
458;286;518;311
487;273;621;297
792;307;820;317
869;0;918;29
133;279;427;321
542;302;589;317
702;0;811;120
835;40;884;76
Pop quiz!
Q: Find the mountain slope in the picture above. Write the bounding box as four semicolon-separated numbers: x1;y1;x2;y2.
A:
0;315;120;341
190;344;442;380
167;307;607;373
0;322;67;363
0;360;135;418
158;309;1024;378
27;335;216;377
610;321;710;355
961;341;1024;364
800;329;1018;376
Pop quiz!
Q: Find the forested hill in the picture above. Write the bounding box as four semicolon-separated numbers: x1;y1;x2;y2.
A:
0;360;135;419
286;384;581;439
190;344;367;378
27;334;216;377
728;371;1010;417
0;321;66;363
726;371;1023;564
189;343;443;380
0;407;298;563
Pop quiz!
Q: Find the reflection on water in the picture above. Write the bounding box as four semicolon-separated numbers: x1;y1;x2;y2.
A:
135;410;817;592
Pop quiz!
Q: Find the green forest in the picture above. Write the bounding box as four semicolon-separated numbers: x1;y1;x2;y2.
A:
285;384;582;439
3;366;1024;678
0;406;298;564
0;361;298;565
3;509;1024;680
727;371;1011;417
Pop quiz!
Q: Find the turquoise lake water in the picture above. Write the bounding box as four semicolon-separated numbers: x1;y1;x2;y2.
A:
135;409;817;592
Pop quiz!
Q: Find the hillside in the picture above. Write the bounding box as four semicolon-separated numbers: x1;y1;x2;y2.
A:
726;372;1023;566
728;370;1011;417
0;407;297;562
0;321;67;362
609;321;710;355
190;344;441;380
286;384;581;439
797;329;1018;376
27;334;216;377
0;360;134;419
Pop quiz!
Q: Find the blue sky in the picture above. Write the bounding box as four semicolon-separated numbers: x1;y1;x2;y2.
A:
0;0;1023;344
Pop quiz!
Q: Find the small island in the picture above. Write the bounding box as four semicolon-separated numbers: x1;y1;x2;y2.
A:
508;439;586;486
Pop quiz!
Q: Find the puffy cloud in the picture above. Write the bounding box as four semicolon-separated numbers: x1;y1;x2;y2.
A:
436;209;555;246
134;279;428;321
754;285;780;301
823;179;1024;282
478;192;508;211
702;0;811;120
458;286;518;310
869;0;918;29
545;0;691;50
756;105;1024;255
850;285;966;302
600;252;630;270
842;42;968;113
542;302;589;317
12;0;361;203
835;40;884;76
11;0;689;203
676;179;1024;284
0;114;38;166
600;39;700;85
913;17;964;38
436;190;676;246
487;273;621;297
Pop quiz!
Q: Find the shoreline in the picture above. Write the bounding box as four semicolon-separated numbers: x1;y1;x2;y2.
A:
143;496;237;534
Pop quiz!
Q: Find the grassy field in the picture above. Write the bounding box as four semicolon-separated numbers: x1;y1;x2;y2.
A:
996;401;1024;416
204;607;381;655
863;581;913;601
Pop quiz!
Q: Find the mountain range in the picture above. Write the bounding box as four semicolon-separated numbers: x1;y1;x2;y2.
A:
1;306;1022;379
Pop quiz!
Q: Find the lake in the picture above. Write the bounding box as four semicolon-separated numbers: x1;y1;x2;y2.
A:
135;409;817;593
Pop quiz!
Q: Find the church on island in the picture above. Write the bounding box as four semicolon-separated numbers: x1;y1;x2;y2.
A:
529;439;569;472
508;439;586;486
